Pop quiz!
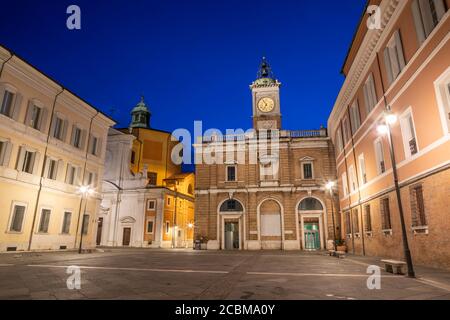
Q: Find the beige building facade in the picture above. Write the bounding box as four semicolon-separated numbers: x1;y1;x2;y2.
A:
194;59;339;251
328;0;450;269
0;45;115;252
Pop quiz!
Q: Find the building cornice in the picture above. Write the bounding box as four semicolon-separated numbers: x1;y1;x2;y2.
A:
328;0;402;138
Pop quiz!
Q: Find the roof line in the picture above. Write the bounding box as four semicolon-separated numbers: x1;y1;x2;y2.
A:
0;43;117;124
340;1;371;75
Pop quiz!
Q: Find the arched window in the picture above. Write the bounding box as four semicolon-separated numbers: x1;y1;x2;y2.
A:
220;199;244;212
187;184;194;195
299;198;323;211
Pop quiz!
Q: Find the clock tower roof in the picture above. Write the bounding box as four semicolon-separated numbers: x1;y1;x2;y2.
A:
251;57;281;89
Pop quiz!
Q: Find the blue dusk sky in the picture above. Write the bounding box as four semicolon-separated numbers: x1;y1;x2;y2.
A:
0;0;366;134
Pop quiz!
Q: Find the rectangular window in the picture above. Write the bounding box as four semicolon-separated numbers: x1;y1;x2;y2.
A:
345;211;352;235
400;111;419;158
335;128;343;154
411;185;427;227
89;136;98;155
358;154;367;185
147;200;156;211
342;117;351;145
0;90;14;117
29;105;42;130
21;150;36;174
165;221;170;234
303;163;313;179
363;73;378;114
66;164;77;185
374;138;386;175
147;220;154;234
38;209;51;233
352;209;360;234
0;140;8;166
380;198;392;231
47;158;58;180
72;127;82;149
342;172;349;197
350;100;361;133
147;172;157;186
10;205;26;232
52;116;65;141
349;165;357;193
61;212;72;234
82;214;89;235
384;30;406;85
364;205;372;232
227;166;237;182
412;0;446;45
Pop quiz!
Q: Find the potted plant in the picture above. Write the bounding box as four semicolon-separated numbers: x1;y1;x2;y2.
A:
336;239;347;253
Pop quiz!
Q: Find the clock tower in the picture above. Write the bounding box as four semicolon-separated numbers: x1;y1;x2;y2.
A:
251;57;282;130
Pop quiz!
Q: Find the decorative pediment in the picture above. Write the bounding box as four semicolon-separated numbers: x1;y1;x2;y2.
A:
120;216;136;224
300;156;315;162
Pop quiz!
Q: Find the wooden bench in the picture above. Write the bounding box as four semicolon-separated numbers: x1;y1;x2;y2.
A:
336;251;346;259
382;260;407;275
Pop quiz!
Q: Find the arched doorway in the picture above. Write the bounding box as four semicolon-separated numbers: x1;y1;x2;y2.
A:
298;197;326;251
219;199;244;250
258;199;283;250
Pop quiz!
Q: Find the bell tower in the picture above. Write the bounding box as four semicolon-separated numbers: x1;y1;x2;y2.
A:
250;57;282;130
130;96;151;129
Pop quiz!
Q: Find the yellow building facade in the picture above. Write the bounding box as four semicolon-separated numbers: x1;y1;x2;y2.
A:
0;45;115;252
99;99;195;248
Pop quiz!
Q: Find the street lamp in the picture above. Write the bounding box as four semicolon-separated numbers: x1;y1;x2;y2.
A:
78;185;94;254
377;109;415;278
325;181;338;252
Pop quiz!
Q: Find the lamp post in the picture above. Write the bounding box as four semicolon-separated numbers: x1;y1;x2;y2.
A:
78;185;94;254
325;181;338;252
377;110;415;278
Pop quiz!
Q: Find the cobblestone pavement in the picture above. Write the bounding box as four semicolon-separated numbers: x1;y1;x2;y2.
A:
1;248;450;300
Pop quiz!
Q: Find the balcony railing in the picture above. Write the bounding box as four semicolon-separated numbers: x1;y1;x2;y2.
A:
200;128;327;143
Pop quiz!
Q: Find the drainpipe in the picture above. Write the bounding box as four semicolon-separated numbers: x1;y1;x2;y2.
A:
340;122;355;254
27;88;64;251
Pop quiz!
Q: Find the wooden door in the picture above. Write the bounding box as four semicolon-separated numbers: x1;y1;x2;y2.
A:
96;218;103;246
122;228;131;246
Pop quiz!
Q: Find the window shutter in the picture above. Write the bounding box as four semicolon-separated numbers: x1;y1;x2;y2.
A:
12;92;23;121
0;84;5;107
65;165;71;184
16;146;25;171
412;0;426;45
61;119;69;142
419;0;435;36
80;129;87;150
32;152;41;175
25;101;34;127
394;31;406;71
2;141;13;167
76;167;82;185
383;47;394;85
433;0;446;21
50;114;57;138
88;135;93;154
44;156;51;178
56;160;64;181
70;124;76;146
363;83;370;114
96;138;102;156
38;107;48;133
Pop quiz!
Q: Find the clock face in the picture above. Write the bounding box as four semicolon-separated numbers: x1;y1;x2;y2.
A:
258;97;275;113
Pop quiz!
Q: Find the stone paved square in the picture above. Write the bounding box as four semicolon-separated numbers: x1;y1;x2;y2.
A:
1;249;450;300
